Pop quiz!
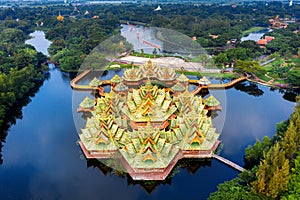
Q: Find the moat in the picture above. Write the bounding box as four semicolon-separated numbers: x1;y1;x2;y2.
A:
0;31;296;199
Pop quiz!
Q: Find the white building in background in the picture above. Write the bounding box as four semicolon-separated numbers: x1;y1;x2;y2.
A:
154;5;162;11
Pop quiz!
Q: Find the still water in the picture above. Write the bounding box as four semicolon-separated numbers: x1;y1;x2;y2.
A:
241;28;272;42
0;31;295;200
25;31;52;57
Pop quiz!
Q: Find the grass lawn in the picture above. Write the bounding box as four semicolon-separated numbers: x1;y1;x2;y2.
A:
176;70;237;79
256;72;272;82
265;59;284;68
107;62;134;70
130;51;162;58
242;27;265;36
273;79;287;84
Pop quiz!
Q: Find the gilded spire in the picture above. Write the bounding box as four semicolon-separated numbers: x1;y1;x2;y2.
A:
57;11;64;21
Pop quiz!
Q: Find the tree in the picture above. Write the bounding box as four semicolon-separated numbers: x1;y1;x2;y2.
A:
0;28;24;44
208;178;264;200
213;53;228;68
234;60;266;75
141;48;144;57
282;154;300;200
152;48;157;59
244;136;273;169
287;69;300;86
282;122;297;159
252;143;289;198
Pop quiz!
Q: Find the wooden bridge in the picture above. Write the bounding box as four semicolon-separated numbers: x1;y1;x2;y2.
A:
208;76;247;89
192;76;247;94
70;69;91;89
212;154;244;172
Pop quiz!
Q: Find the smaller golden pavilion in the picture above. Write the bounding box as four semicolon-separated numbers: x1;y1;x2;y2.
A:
57;12;64;21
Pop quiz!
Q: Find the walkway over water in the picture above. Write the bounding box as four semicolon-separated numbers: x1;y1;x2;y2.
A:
192;76;247;94
71;69;247;93
70;69;91;90
212;154;245;172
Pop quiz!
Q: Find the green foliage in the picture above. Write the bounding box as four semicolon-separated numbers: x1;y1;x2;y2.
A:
0;14;47;129
282;122;297;159
266;27;300;57
276;120;289;138
244;136;273;169
214;96;300;199
282;154;300;200
0;28;24;44
56;49;85;71
287;69;300;86
208;178;267;200
234;60;266;75
251;143;290;198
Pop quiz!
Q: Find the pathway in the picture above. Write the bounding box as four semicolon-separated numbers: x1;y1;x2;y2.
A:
212;154;244;172
192;76;247;94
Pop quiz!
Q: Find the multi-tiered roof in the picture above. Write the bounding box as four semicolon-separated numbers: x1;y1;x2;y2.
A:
123;60;176;86
78;61;220;180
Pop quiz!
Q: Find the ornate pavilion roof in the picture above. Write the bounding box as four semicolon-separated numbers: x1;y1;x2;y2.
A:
79;96;95;109
199;76;210;85
123;60;176;83
113;82;128;92
111;74;123;83
78;61;220;180
204;95;220;107
89;77;102;87
122;80;177;123
177;73;189;82
171;82;186;92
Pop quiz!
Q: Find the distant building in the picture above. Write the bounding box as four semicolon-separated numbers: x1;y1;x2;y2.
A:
257;39;267;48
269;15;292;29
154;5;162;11
257;36;275;48
265;36;275;42
57;11;64;21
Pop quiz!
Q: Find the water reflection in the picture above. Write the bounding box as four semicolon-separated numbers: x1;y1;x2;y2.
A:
274;87;300;102
0;79;45;164
86;158;213;194
234;82;264;97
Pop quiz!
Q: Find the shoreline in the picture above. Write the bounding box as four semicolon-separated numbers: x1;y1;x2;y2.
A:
69;56;298;90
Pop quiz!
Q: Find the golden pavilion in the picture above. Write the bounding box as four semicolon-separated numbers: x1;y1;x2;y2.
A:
57;11;64;21
77;61;220;180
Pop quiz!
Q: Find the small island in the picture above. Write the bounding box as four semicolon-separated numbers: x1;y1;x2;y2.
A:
72;59;248;180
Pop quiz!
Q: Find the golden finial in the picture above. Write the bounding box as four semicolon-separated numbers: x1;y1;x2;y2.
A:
147;113;151;125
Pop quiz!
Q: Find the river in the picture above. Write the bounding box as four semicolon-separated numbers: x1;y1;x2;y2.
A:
0;31;295;200
25;30;52;56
